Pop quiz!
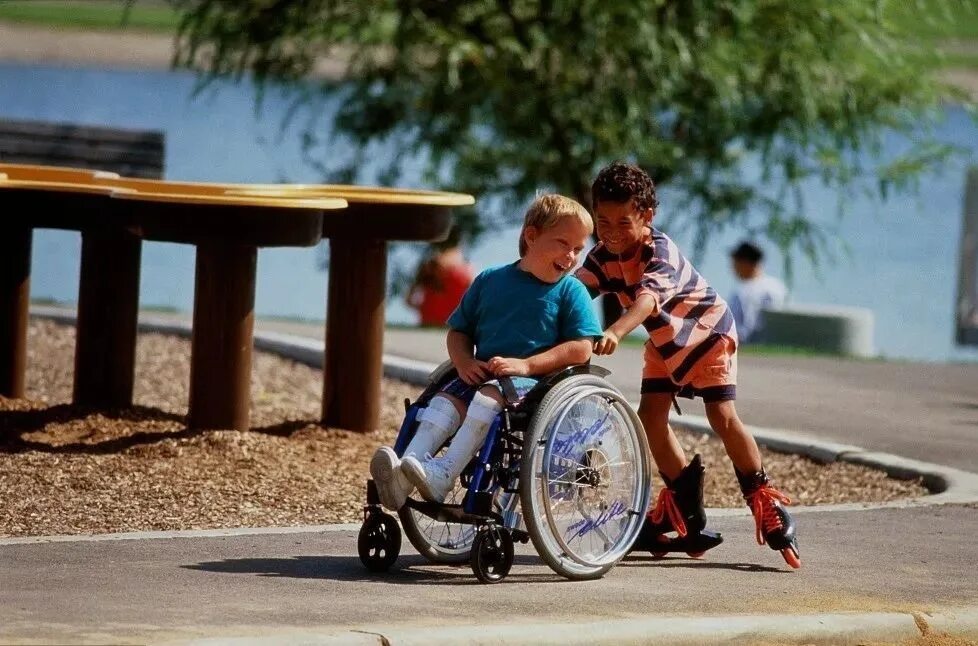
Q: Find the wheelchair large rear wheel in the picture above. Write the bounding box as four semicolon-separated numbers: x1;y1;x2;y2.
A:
519;374;651;580
398;478;475;564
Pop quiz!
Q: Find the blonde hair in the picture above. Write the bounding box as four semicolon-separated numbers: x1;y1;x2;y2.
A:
519;194;593;257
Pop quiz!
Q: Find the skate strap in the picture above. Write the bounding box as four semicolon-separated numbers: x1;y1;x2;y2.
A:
747;485;792;546
649;488;687;538
671;395;683;415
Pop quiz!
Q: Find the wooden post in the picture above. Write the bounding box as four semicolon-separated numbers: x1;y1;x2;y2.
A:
323;238;387;431
0;226;31;398
73;229;142;408
188;242;257;430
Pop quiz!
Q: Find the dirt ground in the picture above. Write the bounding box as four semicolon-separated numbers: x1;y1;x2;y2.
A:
0;319;927;538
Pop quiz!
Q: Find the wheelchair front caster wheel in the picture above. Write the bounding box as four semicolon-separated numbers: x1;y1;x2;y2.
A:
471;526;514;584
358;512;401;572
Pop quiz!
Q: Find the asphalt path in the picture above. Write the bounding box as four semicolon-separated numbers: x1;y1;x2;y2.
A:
2;504;977;644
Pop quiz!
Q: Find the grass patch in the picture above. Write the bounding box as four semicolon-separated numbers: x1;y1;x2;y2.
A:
885;0;978;41
737;343;838;358
1;1;975;44
0;1;180;33
28;297;67;307
936;49;978;69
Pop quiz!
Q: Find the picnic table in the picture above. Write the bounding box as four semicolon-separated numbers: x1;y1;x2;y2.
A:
0;164;474;432
0;167;345;431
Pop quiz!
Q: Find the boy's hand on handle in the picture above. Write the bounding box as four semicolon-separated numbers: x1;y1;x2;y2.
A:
594;331;620;355
455;357;490;385
488;356;531;377
596;294;656;356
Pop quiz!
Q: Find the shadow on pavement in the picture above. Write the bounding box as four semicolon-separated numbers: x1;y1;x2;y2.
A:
183;554;566;585
620;555;786;573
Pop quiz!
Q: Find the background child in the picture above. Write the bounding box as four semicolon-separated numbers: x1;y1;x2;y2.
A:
575;162;800;569
405;224;475;327
728;240;788;343
371;194;603;507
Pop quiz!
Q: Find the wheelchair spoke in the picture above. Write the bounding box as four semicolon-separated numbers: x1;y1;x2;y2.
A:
573;498;615;547
546;477;588;487
599;459;633;469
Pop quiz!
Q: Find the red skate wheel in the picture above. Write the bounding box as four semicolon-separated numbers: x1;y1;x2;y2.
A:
781;547;801;569
686;551;705;558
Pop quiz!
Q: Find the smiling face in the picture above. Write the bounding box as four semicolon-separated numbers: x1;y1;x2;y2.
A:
594;199;653;256
520;216;591;283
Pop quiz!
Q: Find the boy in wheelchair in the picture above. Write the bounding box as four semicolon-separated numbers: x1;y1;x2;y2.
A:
369;194;603;510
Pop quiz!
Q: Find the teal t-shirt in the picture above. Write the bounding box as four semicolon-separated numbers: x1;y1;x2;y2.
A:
447;262;603;361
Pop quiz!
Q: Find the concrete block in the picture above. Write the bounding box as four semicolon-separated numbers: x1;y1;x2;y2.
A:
757;303;875;357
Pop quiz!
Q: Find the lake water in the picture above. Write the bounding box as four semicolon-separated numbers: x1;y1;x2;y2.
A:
2;63;977;363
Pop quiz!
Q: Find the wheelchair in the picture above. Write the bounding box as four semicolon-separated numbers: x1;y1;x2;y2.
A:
357;362;652;583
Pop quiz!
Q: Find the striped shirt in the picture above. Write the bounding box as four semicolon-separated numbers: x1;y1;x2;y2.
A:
575;227;737;379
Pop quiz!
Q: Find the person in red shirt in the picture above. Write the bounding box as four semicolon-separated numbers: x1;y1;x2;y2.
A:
407;226;475;326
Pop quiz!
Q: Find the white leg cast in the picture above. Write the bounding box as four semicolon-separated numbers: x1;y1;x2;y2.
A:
402;391;503;502
370;395;459;510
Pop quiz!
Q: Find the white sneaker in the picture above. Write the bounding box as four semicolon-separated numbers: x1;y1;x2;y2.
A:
369;447;412;511
401;455;455;503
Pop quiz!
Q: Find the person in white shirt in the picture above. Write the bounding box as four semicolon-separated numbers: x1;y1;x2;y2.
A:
728;242;787;343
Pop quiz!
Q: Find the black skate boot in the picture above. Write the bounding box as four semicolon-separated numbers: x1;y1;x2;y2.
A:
736;467;801;569
632;454;723;558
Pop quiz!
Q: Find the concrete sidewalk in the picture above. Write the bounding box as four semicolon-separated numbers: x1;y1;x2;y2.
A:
2;506;977;645
6;308;978;644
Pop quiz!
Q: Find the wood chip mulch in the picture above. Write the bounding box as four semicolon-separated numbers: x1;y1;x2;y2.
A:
0;320;928;538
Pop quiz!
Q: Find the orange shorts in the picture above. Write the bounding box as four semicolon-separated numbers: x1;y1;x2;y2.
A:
641;334;737;402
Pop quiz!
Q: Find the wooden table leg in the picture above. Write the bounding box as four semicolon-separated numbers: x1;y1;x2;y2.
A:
73;229;142;408
0;226;31;398
188;242;257;431
323;238;386;431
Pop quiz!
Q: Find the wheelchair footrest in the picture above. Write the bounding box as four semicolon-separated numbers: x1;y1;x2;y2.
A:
404;497;499;525
511;529;530;544
469;491;494;517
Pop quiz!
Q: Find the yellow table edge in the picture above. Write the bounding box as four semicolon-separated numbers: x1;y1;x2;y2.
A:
225;187;475;207
95;177;473;205
0;163;120;179
111;190;348;210
1;163;474;207
0;178;133;195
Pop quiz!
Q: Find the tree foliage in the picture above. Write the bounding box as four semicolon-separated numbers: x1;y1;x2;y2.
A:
170;0;969;271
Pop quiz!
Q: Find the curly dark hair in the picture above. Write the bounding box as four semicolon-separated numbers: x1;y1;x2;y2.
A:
591;161;659;211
